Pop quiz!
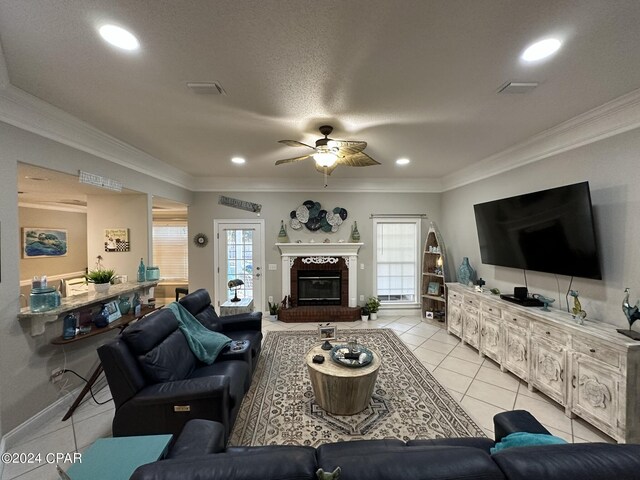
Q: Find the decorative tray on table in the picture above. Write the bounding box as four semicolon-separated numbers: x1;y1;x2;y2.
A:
330;345;374;368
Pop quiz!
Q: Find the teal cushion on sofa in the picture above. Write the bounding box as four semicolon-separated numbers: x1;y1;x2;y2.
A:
490;432;567;454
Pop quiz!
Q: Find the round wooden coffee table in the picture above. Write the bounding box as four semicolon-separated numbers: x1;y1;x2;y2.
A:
305;344;381;415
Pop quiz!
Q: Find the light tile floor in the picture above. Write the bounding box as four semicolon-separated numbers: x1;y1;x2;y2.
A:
2;313;615;479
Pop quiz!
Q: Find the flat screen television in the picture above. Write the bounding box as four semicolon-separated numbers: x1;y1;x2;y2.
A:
473;182;602;280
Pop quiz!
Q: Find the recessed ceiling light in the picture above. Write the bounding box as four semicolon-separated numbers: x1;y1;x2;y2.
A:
396;158;410;165
98;24;140;51
521;38;561;62
231;157;246;164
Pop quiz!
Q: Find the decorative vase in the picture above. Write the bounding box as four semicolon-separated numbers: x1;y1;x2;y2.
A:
457;257;476;286
118;296;131;315
361;314;369;321
369;312;378;320
270;314;278;322
93;304;109;328
351;221;361;242
94;283;110;294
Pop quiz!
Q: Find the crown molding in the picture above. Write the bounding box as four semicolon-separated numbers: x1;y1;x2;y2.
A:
190;175;443;193
441;87;640;191
19;202;86;213
0;85;193;190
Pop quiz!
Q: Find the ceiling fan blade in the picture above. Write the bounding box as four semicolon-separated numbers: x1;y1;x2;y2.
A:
314;163;338;175
332;140;367;154
278;140;315;149
275;154;313;166
336;151;381;167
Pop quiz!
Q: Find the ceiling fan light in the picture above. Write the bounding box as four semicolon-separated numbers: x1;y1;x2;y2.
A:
313;151;338;167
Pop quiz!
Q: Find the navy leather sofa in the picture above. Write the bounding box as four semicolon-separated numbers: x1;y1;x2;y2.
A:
131;410;640;480
97;289;262;440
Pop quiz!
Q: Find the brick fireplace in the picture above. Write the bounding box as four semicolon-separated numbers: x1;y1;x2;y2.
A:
276;242;362;322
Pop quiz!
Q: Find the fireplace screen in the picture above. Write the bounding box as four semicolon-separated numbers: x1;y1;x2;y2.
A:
297;270;341;306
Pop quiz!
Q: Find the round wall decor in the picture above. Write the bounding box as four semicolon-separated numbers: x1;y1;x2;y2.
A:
193;233;209;247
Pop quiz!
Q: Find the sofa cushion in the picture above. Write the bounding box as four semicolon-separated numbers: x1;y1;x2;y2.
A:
190;360;250;406
407;437;495;453
492;443;640;480
121;308;199;383
318;445;505;480
131;446;317;480
136;329;198;383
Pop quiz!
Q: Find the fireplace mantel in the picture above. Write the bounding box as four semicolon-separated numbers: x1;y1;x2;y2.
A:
276;243;363;308
276;242;363;257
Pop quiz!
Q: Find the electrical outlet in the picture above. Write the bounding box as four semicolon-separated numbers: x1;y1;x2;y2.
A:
268;296;273;303
359;295;364;302
51;368;64;383
360;263;365;270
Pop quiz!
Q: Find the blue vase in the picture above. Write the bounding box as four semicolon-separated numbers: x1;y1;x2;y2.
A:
93;304;109;328
457;257;476;286
118;296;131;315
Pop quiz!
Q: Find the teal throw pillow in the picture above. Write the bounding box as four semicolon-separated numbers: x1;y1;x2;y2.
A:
490;431;568;454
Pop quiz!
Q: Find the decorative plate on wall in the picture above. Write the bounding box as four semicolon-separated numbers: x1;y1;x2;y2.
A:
193;233;209;247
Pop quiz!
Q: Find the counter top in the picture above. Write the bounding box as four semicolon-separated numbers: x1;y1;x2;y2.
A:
18;281;158;336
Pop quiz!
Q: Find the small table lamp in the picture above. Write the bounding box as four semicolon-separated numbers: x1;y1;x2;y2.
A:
228;279;244;302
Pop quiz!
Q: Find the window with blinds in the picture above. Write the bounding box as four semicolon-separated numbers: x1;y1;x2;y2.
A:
152;220;188;281
373;218;420;304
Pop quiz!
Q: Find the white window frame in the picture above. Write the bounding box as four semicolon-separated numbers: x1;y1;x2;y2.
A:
372;217;421;308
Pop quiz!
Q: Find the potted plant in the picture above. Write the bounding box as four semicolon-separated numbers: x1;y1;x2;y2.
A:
85;268;116;294
366;297;381;320
361;305;370;322
268;301;280;321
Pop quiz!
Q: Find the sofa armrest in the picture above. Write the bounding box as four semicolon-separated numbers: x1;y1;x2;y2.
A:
166;419;226;459
112;377;232;438
217;311;262;332
493;410;551;442
134;376;230;403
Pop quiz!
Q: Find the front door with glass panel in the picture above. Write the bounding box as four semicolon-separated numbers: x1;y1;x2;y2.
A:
215;220;264;312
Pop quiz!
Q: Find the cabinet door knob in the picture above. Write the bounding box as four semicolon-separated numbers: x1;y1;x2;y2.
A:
590;348;596;353
513;318;517;322
546;331;551;335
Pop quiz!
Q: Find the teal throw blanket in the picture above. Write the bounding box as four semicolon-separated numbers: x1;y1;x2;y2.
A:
490;432;567;454
168;302;231;364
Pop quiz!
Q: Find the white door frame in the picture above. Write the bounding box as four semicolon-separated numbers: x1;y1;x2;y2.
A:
213;219;266;313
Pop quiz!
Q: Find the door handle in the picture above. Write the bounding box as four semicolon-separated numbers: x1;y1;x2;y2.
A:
255;273;261;278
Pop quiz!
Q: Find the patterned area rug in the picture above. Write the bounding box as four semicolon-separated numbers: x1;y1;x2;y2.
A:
229;329;485;446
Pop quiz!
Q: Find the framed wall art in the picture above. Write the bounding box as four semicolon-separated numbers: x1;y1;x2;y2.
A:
104;228;130;252
23;227;68;258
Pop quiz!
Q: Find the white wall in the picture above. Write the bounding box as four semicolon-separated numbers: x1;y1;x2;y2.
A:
188;191;442;311
86;194;149;281
441;127;640;329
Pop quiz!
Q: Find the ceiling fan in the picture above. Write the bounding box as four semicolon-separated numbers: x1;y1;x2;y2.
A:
275;125;381;176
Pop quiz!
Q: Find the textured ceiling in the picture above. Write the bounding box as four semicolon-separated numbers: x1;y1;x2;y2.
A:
2;0;640;184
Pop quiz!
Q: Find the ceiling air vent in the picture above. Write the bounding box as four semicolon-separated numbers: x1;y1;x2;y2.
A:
497;82;539;94
186;81;226;95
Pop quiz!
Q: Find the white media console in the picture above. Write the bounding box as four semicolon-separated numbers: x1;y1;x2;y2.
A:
446;283;640;443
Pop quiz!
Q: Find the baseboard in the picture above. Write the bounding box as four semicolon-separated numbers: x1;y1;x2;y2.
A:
1;384;83;451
